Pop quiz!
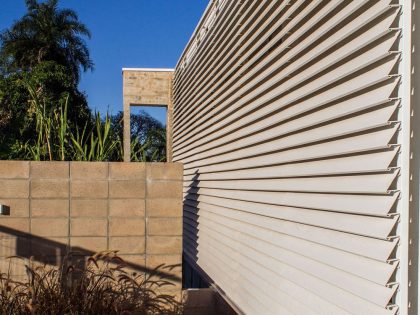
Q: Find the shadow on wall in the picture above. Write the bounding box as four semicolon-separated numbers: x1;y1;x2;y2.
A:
182;172;208;288
182;172;238;315
0;225;181;283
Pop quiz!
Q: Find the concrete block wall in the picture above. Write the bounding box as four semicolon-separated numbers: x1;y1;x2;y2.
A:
0;161;182;294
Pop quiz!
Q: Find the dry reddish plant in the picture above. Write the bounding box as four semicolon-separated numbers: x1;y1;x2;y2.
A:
0;251;182;315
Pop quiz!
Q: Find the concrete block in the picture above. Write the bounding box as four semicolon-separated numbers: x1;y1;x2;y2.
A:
146;163;183;181
146;254;181;269
0;257;28;279
146;198;182;217
31;162;69;178
0;180;29;198
0;161;29;179
109;218;145;236
71;199;108;217
0;199;29;217
146;236;182;255
109;163;145;179
71;162;108;179
0;237;29;257
70;237;107;253
147;218;182;236
0;218;30;235
70;218;107;236
109;237;145;254
119;254;146;267
31;199;69;217
109;180;145;198
109;199;145;217
71;181;108;199
31;237;68;256
31;218;68;237
147;181;182;199
31;180;69;198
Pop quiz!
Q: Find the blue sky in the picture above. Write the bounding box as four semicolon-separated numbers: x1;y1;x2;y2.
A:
0;0;208;124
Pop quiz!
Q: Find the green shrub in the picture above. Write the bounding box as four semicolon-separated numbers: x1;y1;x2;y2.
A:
17;83;166;162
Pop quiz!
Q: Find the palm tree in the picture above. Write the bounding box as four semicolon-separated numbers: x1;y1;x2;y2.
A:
0;0;93;83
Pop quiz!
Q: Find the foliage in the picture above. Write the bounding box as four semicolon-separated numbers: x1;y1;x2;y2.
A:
0;251;182;315
131;127;166;162
18;84;117;161
70;112;120;162
0;0;93;83
0;0;93;159
112;111;167;162
18;84;166;162
0;61;92;160
0;73;29;158
23;82;67;161
130;111;165;144
0;1;166;162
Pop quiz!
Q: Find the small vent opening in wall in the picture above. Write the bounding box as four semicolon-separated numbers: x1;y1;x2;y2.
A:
0;205;10;215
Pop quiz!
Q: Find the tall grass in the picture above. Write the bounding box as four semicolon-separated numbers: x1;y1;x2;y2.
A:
25;84;57;161
70;112;119;161
0;251;182;315
20;84;165;162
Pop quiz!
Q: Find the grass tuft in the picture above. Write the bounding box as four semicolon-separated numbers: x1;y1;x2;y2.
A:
0;251;182;315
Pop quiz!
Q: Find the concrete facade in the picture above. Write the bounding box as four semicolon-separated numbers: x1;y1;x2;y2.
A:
0;161;182;296
122;69;174;162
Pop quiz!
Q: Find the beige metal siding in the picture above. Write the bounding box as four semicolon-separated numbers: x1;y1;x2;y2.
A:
173;1;406;314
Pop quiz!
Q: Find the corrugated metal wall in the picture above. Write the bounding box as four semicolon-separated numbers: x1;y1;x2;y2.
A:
173;1;408;314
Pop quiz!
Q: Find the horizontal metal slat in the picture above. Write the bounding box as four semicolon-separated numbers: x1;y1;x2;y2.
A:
183;125;399;173
184;249;275;315
184;194;398;239
182;202;398;262
174;0;361;129
185;241;349;315
183;149;398;180
183;232;351;315
176;79;399;162
190;248;309;315
174;2;397;149
193;209;398;286
195;228;397;315
197;221;396;308
174;0;315;117
173;0;261;92
174;55;400;157
185;170;399;194
184;209;397;289
174;0;255;96
183;187;399;217
174;0;282;103
180;104;398;169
